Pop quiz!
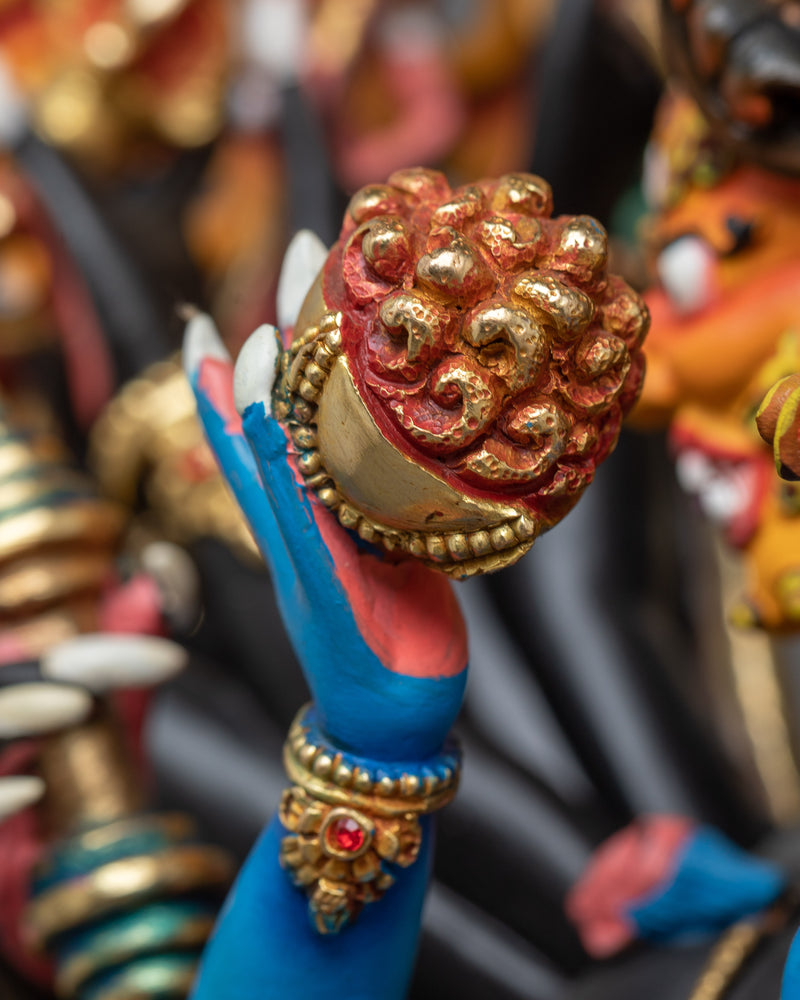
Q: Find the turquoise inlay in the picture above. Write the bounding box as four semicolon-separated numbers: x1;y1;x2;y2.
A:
57;901;217;968
33;824;197;894
81;952;200;1000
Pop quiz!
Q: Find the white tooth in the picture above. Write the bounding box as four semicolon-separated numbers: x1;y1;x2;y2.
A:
0;683;93;739
233;324;282;417
41;635;188;693
277;229;327;333
675;450;712;494
182;312;231;382
0;775;45;821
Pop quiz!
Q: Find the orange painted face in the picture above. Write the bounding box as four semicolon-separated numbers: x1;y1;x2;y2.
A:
635;91;800;629
634;93;800;432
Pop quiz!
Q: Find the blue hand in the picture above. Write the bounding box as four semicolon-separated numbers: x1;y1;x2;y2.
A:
187;319;467;761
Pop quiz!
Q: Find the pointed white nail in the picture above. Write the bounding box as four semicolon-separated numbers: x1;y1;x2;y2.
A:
0;683;93;739
277;229;327;333
0;775;45;821
41;635;188;693
233;324;281;417
182;312;231;382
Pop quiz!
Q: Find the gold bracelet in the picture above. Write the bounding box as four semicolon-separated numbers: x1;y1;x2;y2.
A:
278;704;461;934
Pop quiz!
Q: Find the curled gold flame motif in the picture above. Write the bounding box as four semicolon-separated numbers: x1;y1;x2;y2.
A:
279;169;649;576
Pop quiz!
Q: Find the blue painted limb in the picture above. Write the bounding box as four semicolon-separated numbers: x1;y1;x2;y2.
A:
782;928;800;1000
629;827;786;942
191;367;466;761
191;816;434;1000
187;332;464;999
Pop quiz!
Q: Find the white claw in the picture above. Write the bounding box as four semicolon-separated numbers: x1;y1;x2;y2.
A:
0;683;93;739
233;324;281;417
41;634;188;693
276;229;328;333
0;775;45;822
182;311;231;383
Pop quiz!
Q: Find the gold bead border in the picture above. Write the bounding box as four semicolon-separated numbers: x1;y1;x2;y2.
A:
283;707;460;820
274;310;538;578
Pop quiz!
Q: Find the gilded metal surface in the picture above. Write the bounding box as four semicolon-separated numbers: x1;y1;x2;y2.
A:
714;536;800;823
280;786;420;935
0;502;122;567
283;711;459;819
278;170;647;576
90;357;259;563
688;892;798;1000
279;706;460;933
0;552;112;614
26;844;232;943
37;711;145;835
275;312;538;576
0;400;226;1000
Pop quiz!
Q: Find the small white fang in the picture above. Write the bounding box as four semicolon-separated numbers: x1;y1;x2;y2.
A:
183;312;231;382
233;324;282;417
277;229;327;333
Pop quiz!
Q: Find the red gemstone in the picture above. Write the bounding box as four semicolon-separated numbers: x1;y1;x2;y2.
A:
329;816;365;853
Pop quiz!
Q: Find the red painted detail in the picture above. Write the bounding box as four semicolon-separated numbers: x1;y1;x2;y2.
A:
321;175;645;531
328;816;365;854
0;631;32;665
178;443;218;483
0;743;53;986
288;451;468;680
198;356;242;437
100;574;166;637
565;815;695;958
669;424;773;547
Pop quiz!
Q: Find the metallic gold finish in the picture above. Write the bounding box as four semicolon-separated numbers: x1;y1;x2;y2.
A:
0;502;123;567
513;274;594;338
90;358;259;563
279;171;647;577
37;710;144;835
27;845;232;943
279;706;460;933
276;315;538;577
0;552;112;614
280;787;418;934
714;536;800;823
688;893;798;1000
